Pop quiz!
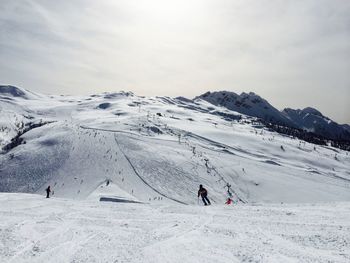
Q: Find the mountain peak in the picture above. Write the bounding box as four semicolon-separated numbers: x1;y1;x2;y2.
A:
282;107;350;140
241;91;257;97
302;107;323;117
0;85;39;100
0;85;27;98
195;90;294;126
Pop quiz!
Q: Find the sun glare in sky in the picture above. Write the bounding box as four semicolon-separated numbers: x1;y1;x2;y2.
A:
0;0;349;123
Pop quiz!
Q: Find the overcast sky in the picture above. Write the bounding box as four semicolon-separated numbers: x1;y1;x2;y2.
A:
1;0;349;123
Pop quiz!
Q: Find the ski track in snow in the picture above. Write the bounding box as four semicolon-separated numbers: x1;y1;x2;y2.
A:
113;133;187;205
0;193;350;263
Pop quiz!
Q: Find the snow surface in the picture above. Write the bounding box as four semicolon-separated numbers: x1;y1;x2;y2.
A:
0;193;349;263
1;88;349;204
1;87;350;262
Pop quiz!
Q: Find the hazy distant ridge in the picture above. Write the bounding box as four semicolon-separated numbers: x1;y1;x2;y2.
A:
195;91;350;141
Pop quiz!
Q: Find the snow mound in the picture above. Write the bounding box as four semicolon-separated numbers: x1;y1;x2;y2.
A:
97;102;112;109
0;85;38;100
0;85;27;97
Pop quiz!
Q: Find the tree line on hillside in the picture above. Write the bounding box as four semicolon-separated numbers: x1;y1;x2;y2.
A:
259;120;350;151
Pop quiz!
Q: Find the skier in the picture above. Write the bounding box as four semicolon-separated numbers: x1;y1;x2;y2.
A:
225;197;232;205
198;184;211;206
45;185;51;198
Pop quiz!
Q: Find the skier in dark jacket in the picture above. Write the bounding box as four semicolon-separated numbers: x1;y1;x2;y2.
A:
46;186;51;198
198;184;211;206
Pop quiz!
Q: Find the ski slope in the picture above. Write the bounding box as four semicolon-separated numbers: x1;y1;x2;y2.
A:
1;86;350;262
0;193;349;263
1;86;349;204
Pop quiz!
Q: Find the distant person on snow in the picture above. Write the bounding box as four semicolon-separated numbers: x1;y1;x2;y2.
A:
198;184;211;206
46;185;51;198
225;198;232;205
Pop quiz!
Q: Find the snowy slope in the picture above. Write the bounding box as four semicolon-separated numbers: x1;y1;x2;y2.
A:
0;85;60;148
0;85;41;100
1;86;350;262
0;87;350;205
1;193;350;263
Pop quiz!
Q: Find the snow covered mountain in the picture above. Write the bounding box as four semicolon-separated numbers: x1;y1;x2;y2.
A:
1;85;350;262
343;124;350;132
0;85;44;148
282;107;350;141
0;85;41;100
195;91;295;127
195;90;350;142
1;85;350;205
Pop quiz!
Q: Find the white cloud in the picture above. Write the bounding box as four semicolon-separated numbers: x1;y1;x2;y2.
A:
0;0;349;123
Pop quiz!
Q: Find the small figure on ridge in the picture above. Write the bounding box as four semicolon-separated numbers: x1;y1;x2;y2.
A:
46;185;51;198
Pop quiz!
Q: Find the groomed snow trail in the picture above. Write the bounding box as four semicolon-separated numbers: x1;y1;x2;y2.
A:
0;193;349;263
